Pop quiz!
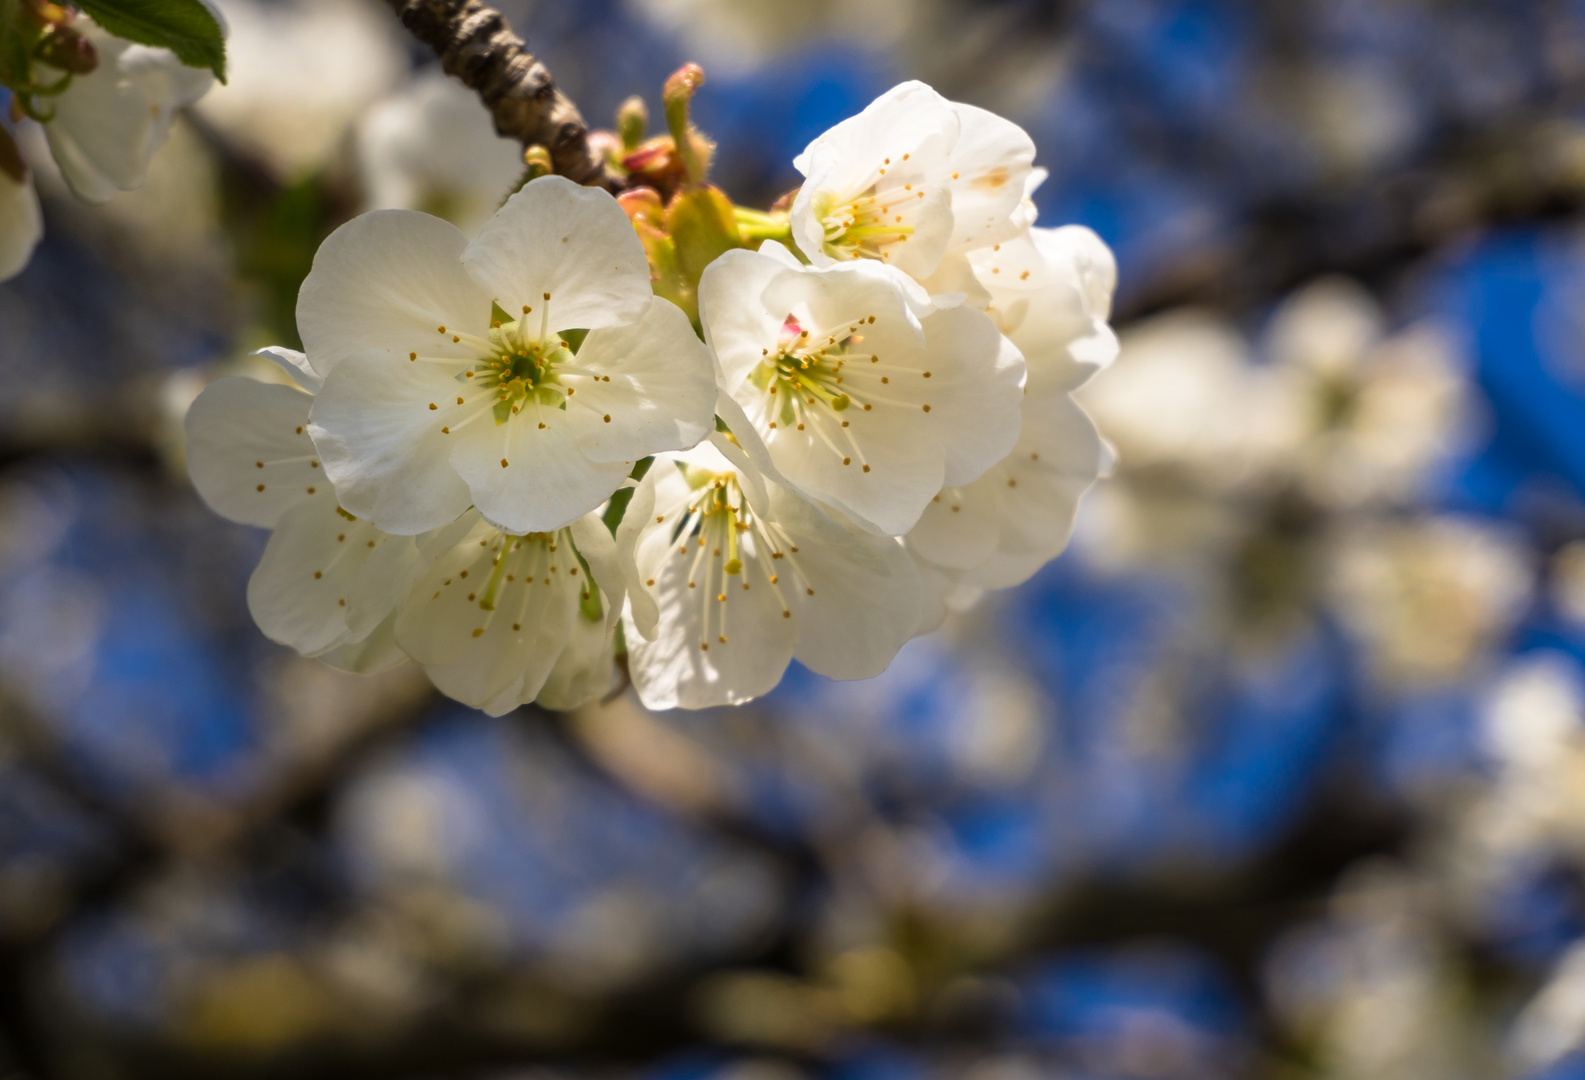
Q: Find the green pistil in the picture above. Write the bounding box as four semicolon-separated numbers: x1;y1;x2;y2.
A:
477;538;517;611
474;319;573;424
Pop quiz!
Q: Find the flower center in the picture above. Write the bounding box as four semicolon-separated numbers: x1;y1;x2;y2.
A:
472;317;576;419
662;467;817;649
745;314;926;473
813;163;928;262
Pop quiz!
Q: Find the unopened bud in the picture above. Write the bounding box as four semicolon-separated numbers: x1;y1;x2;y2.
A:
616;95;648;151
35;23;98;74
662;63;711;186
522;145;553;180
20;0;74;26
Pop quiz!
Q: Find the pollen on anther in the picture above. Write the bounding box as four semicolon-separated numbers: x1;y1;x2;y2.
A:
782;610;791;618
313;571;322;579
522;305;529;313
295;426;304;434
306;486;316;494
538;422;546;429
718;635;727;643
700;643;709;651
437;325;446;333
923;404;932;413
863;464;871;473
923;372;932;378
843;457;851;465
863;404;873;411
806;587;814;595
460;571;469;578
796;423;805;431
442;426;450;434
871;355;879;363
603;414;611;423
457;396;464;405
543;292;551;300
410;352;417;361
1008;478;1018;487
255;461;263;468
512;623;521;631
1031;452;1040;460
429;403;438;410
472;628;484;638
256;484;265;492
881;376;889;384
501;459;509;468
1020;270;1031;281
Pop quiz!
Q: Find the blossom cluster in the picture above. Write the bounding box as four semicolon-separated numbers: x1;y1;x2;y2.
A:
186;81;1116;713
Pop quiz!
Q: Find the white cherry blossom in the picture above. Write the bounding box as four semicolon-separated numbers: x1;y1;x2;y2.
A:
394;510;623;715
356;69;526;237
302;175;718;537
700;241;1025;537
40;18;216;204
620;439;922;710
905;379;1110;595
184;356;435;671
790;80;1036;284
971;224;1119;390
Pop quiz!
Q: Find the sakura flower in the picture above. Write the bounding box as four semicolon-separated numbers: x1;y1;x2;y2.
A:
700;242;1024;537
972;224;1120;391
394;509;624;715
39;18;216;204
184;352;435;671
790;80;1036;285
302;175;717;536
356;69;526;237
905;378;1110;596
620;439;922;710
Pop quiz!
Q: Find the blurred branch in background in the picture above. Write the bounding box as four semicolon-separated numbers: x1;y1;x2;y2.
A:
380;0;623;190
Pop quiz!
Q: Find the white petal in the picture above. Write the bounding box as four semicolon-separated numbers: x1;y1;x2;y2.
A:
698;247;790;388
247;500;411;656
560;296;717;463
0;171;42;282
773;489;921;681
922;307;1026;486
904;480;1000;570
43;26;211;201
415;534;583;712
791;82;961;277
322;614;408;674
569;513;627;625
965;392;1105;590
186;377;331;528
461;175;651;333
309;348;475;535
394;516;511;666
613;475;660;639
296;209;490;378
624;543;797;710
944;101;1037;252
254;346;322;392
534;611;615;711
448;399;631;535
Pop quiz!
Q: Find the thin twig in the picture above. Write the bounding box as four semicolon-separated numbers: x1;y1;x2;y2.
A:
381;0;623;191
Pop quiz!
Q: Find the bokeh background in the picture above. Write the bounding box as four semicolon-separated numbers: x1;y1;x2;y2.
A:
3;0;1585;1076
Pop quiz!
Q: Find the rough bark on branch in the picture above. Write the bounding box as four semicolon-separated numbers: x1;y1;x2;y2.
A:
382;0;623;192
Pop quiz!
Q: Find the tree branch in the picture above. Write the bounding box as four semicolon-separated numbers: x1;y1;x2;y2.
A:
381;0;623;192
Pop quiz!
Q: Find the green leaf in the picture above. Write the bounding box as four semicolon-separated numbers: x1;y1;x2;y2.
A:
0;0;32;89
71;0;226;81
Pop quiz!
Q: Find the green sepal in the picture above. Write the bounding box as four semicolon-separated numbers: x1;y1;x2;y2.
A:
574;549;603;623
492;398;513;425
71;0;226;81
601;456;654;536
490;300;513;328
667;184;743;289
